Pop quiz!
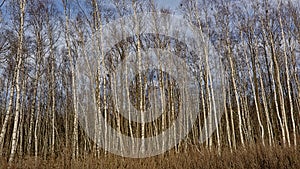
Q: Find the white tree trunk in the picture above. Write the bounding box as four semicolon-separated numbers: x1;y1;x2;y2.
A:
8;0;26;164
0;80;14;154
279;14;296;148
62;0;79;158
242;34;265;146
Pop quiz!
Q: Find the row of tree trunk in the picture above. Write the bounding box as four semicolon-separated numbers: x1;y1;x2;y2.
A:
0;0;299;165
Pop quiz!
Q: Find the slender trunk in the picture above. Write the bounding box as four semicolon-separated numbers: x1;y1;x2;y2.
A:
227;44;244;147
45;13;56;156
18;75;26;157
259;11;286;146
34;89;41;161
278;13;296;148
27;78;38;155
254;38;274;146
132;2;145;153
62;0;79;158
193;1;220;150
222;68;232;152
228;88;236;150
262;3;290;146
0;80;14;154
269;32;290;147
242;32;265;146
8;0;26;164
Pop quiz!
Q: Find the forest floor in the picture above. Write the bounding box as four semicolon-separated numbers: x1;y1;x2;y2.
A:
1;144;299;169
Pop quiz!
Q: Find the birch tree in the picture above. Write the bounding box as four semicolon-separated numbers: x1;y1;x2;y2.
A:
8;0;26;164
62;0;79;159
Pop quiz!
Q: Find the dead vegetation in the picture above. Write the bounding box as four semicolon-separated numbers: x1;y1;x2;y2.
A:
1;143;299;169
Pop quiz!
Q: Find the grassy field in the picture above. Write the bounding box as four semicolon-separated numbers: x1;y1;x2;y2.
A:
1;144;299;169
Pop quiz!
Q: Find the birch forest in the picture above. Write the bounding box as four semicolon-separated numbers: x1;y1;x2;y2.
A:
0;0;299;168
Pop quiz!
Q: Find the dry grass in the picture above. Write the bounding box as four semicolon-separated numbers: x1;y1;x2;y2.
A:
1;144;299;169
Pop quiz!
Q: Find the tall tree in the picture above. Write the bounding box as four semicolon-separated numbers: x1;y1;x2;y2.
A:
8;0;26;164
62;0;79;159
